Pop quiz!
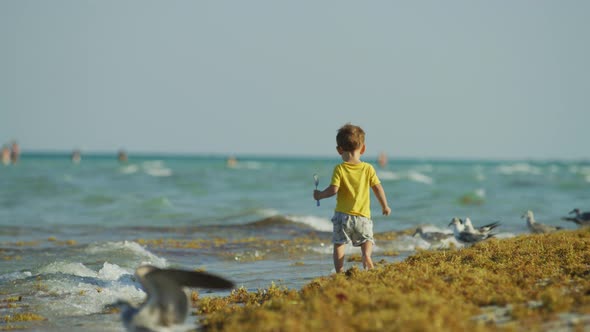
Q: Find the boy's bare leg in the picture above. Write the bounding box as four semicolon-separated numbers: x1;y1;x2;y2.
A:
333;244;346;273
360;241;374;270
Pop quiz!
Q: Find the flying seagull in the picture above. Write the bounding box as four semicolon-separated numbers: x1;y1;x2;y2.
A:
412;226;453;242
562;208;590;227
108;265;235;332
522;210;561;234
448;217;495;244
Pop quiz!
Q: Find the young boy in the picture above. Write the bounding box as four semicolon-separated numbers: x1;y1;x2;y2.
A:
313;123;391;273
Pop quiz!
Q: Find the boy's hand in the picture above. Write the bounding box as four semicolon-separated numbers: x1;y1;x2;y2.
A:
313;190;321;201
382;206;391;216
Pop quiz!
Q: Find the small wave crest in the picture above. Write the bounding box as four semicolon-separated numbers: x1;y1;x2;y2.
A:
119;164;139;174
142;160;173;177
85;241;168;267
243;215;332;233
32;261;144;317
377;170;433;185
287;215;333;232
497;163;542;175
0;271;32;282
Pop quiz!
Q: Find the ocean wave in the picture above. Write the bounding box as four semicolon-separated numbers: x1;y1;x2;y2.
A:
33;261;144;317
119;164;139;174
377;170;433;185
243;215;332;233
142;160;173;177
497;163;542;175
287;215;333;233
85;241;168;267
0;271;32;282
38;261;98;278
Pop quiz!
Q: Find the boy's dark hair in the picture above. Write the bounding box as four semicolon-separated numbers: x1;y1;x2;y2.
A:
336;123;365;152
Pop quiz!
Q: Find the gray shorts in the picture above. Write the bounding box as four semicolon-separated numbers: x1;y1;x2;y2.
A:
331;212;374;247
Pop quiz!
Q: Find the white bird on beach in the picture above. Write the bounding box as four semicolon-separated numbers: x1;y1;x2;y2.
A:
522;210;562;234
562;208;590;227
448;217;495;244
463;217;501;235
107;265;234;332
412;226;453;243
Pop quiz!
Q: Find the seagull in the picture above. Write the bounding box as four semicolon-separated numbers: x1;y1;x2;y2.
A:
522;210;562;234
448;217;495;244
463;217;501;235
562;208;590;227
108;265;235;332
412;226;453;242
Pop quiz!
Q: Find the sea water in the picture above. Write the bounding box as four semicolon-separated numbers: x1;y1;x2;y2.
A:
0;154;588;331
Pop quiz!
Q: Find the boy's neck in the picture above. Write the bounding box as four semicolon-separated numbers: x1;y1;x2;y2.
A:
341;150;362;164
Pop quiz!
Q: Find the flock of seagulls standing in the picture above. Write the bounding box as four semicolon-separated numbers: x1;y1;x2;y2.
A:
447;217;499;244
414;208;590;247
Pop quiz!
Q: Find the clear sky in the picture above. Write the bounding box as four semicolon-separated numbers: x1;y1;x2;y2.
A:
1;1;589;160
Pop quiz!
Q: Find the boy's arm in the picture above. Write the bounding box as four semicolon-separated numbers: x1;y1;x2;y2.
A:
314;185;339;201
371;183;391;216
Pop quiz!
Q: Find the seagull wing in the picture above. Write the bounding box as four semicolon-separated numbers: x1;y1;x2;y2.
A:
149;268;235;290
562;217;582;225
458;232;487;243
138;268;234;327
579;211;590;221
477;222;500;233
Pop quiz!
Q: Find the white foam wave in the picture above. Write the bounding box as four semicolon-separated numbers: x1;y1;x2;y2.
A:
85;241;168;268
119;164;139;174
407;171;434;185
0;271;32;282
377;170;433;185
376;170;401;181
142;160;173;177
97;262;131;281
257;208;281;217
497;163;542;175
287;215;332;232
39;262;98;278
475;188;486;198
36;263;144;316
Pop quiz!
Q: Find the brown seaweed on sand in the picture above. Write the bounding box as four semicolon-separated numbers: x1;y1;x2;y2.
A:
196;228;590;332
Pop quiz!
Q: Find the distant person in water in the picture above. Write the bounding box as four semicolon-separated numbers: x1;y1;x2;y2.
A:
377;151;387;168
118;150;128;163
71;149;81;164
10;141;20;164
226;155;237;168
313;123;391;273
1;145;10;165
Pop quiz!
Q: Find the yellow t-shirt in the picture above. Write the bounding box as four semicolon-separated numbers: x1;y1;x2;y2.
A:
330;162;381;218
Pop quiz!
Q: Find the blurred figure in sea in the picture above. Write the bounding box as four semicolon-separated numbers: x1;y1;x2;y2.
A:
377;151;387;169
226;155;237;168
71;149;81;164
10;141;20;164
1;145;10;165
117;150;128;163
